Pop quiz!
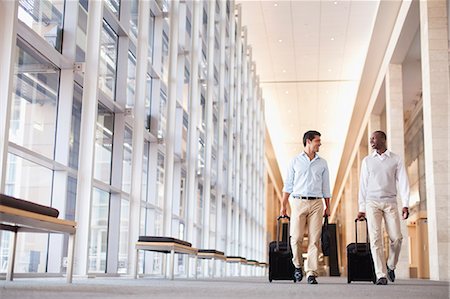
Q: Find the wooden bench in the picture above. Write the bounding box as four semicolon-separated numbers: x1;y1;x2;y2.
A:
225;256;247;276
0;195;76;283
135;236;198;280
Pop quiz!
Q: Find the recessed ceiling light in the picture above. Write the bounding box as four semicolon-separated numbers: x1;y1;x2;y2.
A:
288;109;292;113
278;39;283;43
274;3;278;7
328;69;332;72
285;91;289;94
282;69;286;73
331;37;335;41
334;1;338;4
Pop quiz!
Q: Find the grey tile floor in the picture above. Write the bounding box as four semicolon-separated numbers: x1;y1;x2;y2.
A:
1;276;449;299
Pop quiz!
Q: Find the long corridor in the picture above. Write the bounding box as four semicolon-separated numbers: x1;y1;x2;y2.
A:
1;277;449;299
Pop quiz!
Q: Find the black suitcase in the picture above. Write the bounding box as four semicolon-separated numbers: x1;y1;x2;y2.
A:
347;218;376;284
268;215;295;282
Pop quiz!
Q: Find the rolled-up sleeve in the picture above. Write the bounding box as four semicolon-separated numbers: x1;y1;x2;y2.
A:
358;158;369;213
283;158;295;194
322;161;331;198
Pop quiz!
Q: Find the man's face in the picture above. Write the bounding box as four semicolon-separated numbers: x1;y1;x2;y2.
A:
308;135;321;152
370;132;385;150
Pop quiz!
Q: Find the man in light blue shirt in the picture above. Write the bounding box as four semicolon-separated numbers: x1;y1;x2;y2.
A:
281;130;331;284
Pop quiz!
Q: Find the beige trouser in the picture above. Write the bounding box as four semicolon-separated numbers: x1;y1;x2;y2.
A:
366;200;403;280
289;197;323;277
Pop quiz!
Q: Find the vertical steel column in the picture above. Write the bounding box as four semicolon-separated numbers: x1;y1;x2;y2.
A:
226;0;236;256
74;0;104;276
128;0;150;276
186;0;202;244
162;0;180;237
202;0;216;249
215;0;227;253
0;0;18;192
233;4;243;256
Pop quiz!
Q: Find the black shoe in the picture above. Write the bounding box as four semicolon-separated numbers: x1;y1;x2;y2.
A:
294;268;303;282
387;265;395;282
307;275;318;284
376;277;388;285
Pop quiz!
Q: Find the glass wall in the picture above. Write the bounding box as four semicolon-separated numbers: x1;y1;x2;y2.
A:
0;0;267;278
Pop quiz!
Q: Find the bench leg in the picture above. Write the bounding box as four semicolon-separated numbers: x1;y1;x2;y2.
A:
134;249;139;279
194;255;198;279
212;258;216;278
6;230;17;281
169;249;175;280
186;256;190;278
66;233;75;283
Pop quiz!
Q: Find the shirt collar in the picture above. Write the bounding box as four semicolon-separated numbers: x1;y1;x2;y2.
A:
371;149;391;158
301;151;320;160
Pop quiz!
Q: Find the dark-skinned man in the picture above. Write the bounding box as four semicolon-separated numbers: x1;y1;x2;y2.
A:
357;130;410;285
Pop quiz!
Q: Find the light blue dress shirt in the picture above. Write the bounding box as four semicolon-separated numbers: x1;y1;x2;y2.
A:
283;152;331;198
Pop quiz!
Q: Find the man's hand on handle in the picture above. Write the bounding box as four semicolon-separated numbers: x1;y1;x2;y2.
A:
402;207;409;220
323;206;330;217
357;211;366;220
280;206;287;217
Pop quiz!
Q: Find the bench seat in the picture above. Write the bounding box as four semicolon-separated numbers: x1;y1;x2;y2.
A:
0;196;76;283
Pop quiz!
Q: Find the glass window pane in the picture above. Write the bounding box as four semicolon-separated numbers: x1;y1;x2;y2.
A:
10;39;60;159
118;199;129;274
3;154;53;274
69;84;82;170
126;52;136;108
99;21;118;100
145;75;152;131
129;0;138;42
161;31;169;83
94;105;114;184
89;188;110;273
122;127;132;193
105;0;120;18
142;142;149;202
156;152;164;208
158;91;167;139
148;14;155;64
18;0;64;52
76;3;87;62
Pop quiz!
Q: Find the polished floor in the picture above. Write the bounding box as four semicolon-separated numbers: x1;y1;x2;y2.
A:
1;276;449;299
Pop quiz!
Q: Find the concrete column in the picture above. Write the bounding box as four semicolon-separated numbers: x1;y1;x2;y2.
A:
162;0;180;237
127;0;150;276
74;0;104;276
0;0;18;192
202;0;216;249
419;0;450;281
385;63;409;278
186;0;202;245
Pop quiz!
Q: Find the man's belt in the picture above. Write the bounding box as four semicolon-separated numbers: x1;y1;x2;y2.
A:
293;195;321;200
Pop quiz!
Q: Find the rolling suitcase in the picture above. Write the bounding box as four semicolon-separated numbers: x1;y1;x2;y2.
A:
268;215;295;282
347;218;376;284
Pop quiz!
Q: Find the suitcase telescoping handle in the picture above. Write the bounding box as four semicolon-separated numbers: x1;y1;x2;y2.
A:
276;215;290;252
354;217;370;250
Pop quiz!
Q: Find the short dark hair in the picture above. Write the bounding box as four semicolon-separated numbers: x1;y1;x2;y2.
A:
303;130;321;146
374;130;386;140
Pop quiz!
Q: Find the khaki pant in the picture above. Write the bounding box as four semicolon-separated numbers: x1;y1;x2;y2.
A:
289;197;323;277
366;200;403;280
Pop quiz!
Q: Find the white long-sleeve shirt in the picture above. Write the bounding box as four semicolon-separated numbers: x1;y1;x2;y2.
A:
358;150;410;212
283;152;331;198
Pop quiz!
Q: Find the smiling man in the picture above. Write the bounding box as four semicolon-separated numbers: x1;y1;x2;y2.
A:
357;130;410;285
281;130;331;284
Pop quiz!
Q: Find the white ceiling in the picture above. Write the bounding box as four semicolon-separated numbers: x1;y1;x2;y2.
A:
238;0;380;189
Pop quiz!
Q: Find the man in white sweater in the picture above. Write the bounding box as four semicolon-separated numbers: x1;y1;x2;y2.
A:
357;131;410;285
